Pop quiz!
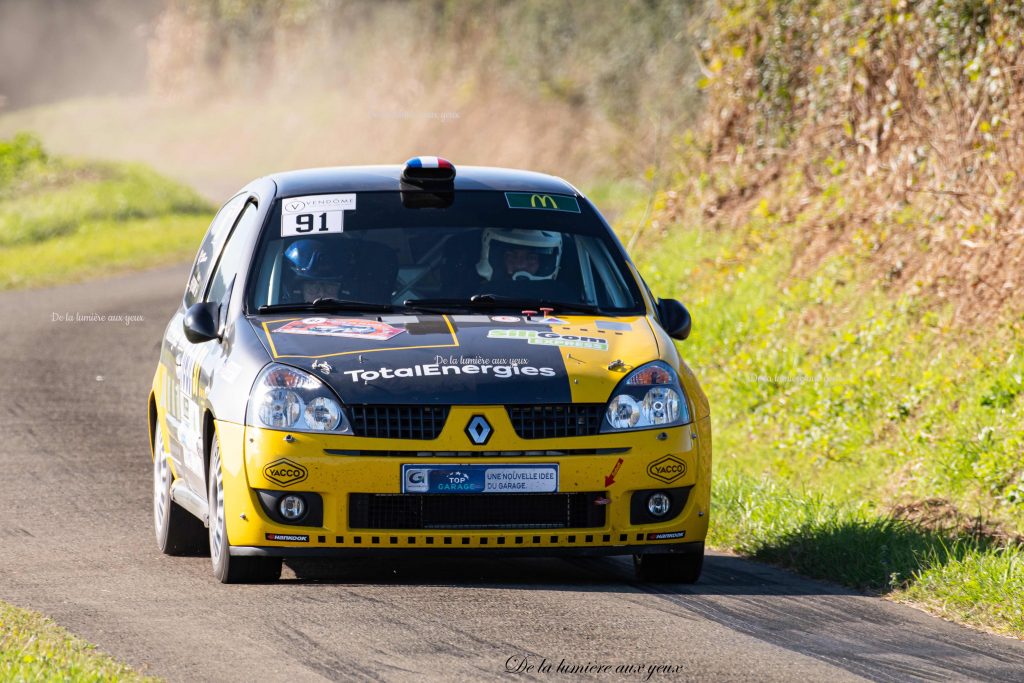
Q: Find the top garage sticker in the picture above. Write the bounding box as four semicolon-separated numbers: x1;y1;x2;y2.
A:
281;193;356;237
505;192;580;213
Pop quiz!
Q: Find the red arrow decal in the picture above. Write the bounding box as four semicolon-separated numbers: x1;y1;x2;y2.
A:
604;458;624;487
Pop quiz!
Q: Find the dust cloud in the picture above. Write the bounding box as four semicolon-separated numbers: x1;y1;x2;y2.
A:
0;1;701;200
0;0;161;110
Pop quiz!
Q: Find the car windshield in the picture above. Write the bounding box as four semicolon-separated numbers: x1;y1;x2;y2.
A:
246;191;644;314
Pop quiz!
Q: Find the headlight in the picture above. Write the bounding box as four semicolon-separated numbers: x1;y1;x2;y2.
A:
246;363;352;434
601;361;691;432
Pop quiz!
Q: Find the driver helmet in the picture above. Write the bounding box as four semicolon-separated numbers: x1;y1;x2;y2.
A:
283;239;349;302
476;228;563;281
285;239;346;280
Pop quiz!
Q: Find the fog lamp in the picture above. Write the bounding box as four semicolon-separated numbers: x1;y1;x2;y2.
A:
647;492;671;517
279;494;307;521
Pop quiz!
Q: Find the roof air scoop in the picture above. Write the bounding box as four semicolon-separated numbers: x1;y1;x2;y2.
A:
401;156;456;208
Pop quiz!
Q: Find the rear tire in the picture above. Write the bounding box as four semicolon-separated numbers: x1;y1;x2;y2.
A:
153;421;208;556
208;437;282;584
633;543;704;583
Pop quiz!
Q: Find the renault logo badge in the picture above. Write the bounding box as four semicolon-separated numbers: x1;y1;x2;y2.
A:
465;415;493;445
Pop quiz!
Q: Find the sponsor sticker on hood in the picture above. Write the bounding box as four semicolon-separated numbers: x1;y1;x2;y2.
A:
487;328;608;351
276;317;404;341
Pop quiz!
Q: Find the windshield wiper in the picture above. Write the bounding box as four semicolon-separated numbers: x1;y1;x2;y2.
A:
403;294;603;315
257;297;394;314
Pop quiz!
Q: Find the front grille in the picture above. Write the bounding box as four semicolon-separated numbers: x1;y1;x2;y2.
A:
506;404;605;439
349;493;607;529
348;405;449;440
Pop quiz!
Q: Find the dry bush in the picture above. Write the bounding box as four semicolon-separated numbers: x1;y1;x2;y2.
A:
674;0;1024;323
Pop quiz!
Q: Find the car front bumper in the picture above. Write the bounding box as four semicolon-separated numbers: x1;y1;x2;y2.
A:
215;407;711;556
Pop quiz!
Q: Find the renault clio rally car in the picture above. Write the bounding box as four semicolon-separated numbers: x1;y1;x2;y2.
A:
149;157;711;583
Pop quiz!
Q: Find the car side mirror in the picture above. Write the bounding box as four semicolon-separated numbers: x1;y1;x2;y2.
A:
656;298;691;341
183;302;221;344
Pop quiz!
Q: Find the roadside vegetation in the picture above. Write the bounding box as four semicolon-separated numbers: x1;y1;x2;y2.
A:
0;601;157;682
630;0;1024;637
0;132;211;289
2;0;1021;642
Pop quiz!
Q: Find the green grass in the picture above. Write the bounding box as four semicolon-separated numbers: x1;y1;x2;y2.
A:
639;204;1024;530
900;543;1024;637
0;132;212;289
709;472;1024;637
624;171;1024;637
0;600;156;682
0;214;211;289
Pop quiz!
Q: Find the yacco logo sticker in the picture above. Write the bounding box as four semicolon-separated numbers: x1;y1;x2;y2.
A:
263;458;308;487
647;455;687;483
343;363;557;382
487;329;608;351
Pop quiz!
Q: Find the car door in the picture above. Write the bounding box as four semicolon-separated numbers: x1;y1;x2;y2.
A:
177;199;263;495
163;194;248;489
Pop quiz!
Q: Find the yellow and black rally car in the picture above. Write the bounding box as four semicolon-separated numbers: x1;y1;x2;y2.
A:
149;157;711;583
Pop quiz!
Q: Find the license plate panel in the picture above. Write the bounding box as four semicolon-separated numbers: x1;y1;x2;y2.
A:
401;464;559;494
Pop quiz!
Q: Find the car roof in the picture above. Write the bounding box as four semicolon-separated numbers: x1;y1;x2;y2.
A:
265;165;581;198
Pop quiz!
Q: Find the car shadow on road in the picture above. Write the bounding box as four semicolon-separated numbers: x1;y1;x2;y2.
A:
279;552;857;596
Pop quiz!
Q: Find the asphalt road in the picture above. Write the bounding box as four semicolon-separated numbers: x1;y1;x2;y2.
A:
1;265;1023;682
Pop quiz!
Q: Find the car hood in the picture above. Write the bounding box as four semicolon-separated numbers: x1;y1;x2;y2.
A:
246;312;660;405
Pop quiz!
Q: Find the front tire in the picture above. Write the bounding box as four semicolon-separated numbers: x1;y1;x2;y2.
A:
208;436;282;583
153;421;208;555
633;543;704;583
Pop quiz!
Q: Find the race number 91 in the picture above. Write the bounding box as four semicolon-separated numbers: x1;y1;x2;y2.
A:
282;210;343;237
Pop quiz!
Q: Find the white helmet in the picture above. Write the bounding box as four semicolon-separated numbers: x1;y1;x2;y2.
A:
476;228;563;281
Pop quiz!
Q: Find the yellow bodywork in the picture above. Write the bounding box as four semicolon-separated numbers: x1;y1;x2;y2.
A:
152;313;712;552
221;413;711;550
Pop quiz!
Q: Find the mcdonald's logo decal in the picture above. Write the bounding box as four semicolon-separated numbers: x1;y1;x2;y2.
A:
530;194;556;208
504;192;581;213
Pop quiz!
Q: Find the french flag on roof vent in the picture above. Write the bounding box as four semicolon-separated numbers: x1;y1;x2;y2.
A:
401;156;456;186
404;156;454;169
